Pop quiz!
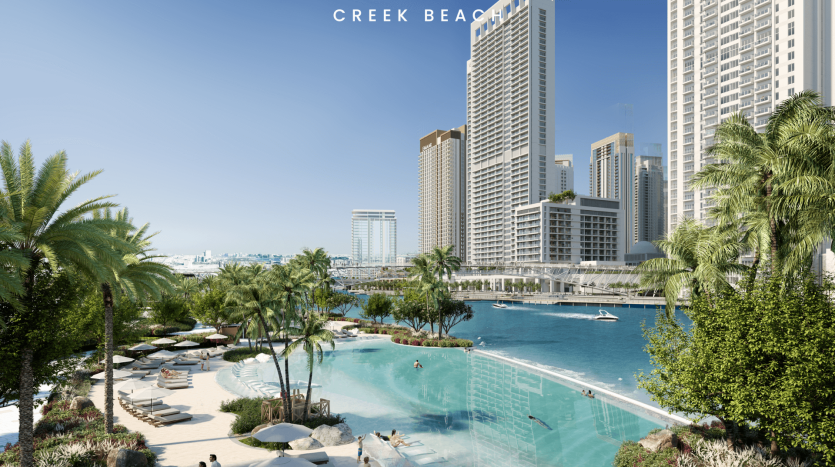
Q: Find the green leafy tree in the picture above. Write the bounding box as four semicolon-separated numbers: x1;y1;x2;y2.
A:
328;292;358;317
192;287;230;332
392;290;429;333
638;271;835;461
280;314;334;422
438;298;474;336
428;245;461;339
360;293;392;324
547;190;577;204
0;141;130;467
296;248;331;310
149;294;189;330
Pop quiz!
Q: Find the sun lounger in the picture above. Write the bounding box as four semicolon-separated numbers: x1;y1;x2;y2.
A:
157;381;189;389
137;407;180;418
131;403;170;412
126;398;165;408
157;376;188;384
284;451;330;465
149;413;193;427
131;361;161;369
172;358;198;365
159;365;190;374
126;370;150;377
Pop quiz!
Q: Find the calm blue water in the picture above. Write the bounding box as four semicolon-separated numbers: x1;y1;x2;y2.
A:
339;296;689;407
259;338;665;467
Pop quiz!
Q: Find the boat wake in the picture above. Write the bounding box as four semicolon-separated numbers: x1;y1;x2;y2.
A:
538;312;597;320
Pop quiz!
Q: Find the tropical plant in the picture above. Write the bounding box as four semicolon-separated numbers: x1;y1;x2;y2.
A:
296;248;330;311
94;207;174;433
0;141;133;467
359;293;392;324
636;219;747;314
547;189;577;204
280;314;334;422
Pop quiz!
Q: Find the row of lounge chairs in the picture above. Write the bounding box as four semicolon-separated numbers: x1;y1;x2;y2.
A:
332;329;359;339
118;394;193;427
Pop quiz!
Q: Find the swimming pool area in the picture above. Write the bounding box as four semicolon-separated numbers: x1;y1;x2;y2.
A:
218;338;669;467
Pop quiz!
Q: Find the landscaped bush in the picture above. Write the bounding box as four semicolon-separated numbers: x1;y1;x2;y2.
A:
393;337;401;344
223;348;265;363
0;400;156;466
220;397;346;436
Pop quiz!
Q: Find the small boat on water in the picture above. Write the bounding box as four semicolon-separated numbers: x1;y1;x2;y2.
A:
593;310;619;321
492;302;508;309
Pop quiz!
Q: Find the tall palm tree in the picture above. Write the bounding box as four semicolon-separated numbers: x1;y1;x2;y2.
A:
429;245;461;282
636;219;747;315
95;208;174;433
0;225;27;329
280;313;334;422
272;264;315;422
297;248;330;311
0;141;130;467
225;268;290;413
175;275;199;302
692;91;827;273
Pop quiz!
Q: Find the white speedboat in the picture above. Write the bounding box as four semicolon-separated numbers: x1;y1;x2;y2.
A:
593;310;618;321
492;302;508;309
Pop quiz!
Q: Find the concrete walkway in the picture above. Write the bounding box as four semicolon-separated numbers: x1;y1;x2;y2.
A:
87;349;363;467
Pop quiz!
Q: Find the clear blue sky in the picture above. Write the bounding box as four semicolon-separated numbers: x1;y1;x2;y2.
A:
0;0;667;256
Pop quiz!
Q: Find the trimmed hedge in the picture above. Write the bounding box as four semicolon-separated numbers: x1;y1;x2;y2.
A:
223;348;265;363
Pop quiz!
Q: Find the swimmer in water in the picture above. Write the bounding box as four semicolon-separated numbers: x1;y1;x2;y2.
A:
527;415;548;428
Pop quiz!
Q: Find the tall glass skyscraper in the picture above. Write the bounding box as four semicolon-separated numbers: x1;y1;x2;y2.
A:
351;210;397;265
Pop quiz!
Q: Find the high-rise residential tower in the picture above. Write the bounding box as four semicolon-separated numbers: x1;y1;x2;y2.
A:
351;210;397;265
419;126;467;259
667;0;833;233
634;155;666;243
590;133;636;249
466;0;556;264
554;154;574;192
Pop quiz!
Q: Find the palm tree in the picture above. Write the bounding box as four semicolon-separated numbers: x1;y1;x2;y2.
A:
280;314;334;422
636;219;747;315
0;141;130;467
94;208;174;433
427;246;461;340
0;225;27;329
272;264;315;421
225;267;291;413
175;275;199;302
692;91;828;273
297;248;330;311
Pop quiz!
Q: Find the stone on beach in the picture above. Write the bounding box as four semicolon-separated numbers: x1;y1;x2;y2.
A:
251;423;272;436
333;422;353;438
311;424;355;446
107;448;148;467
290;436;325;450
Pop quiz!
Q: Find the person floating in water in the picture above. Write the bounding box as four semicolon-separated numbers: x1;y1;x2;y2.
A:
527;415;550;429
581;390;586;396
414;360;423;369
587;390;595;399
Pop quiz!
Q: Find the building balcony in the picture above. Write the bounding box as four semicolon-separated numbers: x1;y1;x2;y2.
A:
740;15;754;26
756;19;771;31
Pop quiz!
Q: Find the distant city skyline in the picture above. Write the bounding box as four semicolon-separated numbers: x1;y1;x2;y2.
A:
0;0;667;254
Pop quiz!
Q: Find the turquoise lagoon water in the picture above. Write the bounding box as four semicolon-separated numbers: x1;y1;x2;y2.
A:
339;298;689;407
251;338;665;467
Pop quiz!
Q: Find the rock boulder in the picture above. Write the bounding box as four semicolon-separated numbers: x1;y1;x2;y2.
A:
70;396;95;412
638;429;678;452
107;448;148;467
311;424;355;446
333;422;353;438
289;437;324;450
251;423;271;436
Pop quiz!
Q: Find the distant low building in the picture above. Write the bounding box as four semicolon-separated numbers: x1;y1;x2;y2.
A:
511;195;625;264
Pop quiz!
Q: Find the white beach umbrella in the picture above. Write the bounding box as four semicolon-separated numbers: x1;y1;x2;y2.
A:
92;369;133;380
128;343;157;351
127;386;174;416
250;457;315;467
147;350;177;359
173;340;199;347
151;338;177;345
100;355;135;364
253;423;314;457
115;379;152;394
206;333;228;348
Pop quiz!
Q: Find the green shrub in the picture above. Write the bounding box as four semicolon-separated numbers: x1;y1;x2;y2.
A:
613;440;678;467
456;339;474;347
223;348;264;363
221;397;345;435
421;340;432;347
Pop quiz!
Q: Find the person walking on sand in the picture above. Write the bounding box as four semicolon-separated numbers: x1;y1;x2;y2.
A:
357;434;366;463
414;360;423;369
209;454;221;467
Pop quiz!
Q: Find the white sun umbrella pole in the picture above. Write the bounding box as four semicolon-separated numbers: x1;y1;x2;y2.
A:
253;423;314;457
